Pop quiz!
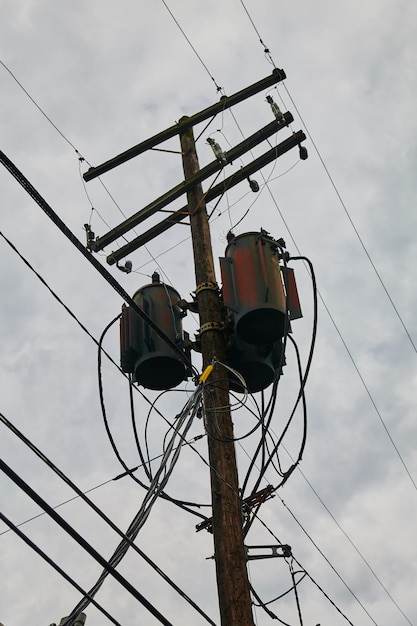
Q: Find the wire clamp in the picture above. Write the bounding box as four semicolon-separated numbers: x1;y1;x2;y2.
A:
195;281;219;295
199;321;224;336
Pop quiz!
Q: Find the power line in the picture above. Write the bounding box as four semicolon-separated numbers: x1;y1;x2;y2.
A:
1;59;80;154
0;511;122;626
0;411;216;624
1;57;183;284
1;457;175;626
0;149;196;375
221;107;417;490
0;228;214;528
238;1;417;357
160;0;223;93
254;512;360;626
291;457;414;626
63;385;205;623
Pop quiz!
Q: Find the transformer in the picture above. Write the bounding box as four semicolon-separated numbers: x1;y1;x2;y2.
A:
220;231;287;345
226;336;284;394
120;273;189;390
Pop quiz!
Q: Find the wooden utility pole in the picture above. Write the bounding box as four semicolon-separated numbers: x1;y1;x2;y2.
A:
180;120;255;626
72;69;306;624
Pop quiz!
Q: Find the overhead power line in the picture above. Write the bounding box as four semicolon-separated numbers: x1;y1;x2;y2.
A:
237;1;417;357
0;511;122;626
223;98;417;491
0;59;80;154
160;0;223;92
0;149;196;375
0;411;216;625
1;458;174;626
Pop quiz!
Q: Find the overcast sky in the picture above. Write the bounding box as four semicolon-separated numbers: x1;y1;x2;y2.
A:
1;1;417;625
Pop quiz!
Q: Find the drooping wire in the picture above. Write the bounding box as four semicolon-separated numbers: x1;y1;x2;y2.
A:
241;256;316;497
128;374;153;482
0;511;122;626
252;566;306;608
97;314;208;519
289;558;305;626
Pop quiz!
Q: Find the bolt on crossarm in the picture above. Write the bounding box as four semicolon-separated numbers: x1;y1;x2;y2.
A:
179;118;255;626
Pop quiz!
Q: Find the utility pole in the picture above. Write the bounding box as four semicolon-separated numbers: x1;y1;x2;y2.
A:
180;120;255;626
76;69;306;625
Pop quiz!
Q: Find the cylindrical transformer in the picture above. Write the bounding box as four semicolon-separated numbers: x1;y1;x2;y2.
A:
120;274;188;390
220;231;286;345
226;336;283;394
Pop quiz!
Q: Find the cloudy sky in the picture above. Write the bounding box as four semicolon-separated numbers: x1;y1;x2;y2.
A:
1;1;416;625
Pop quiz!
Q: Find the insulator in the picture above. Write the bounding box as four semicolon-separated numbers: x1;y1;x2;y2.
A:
207;137;227;164
266;95;285;122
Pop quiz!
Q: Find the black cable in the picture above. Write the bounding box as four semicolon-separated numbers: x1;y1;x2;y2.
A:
269;502;374;625
0;412;217;625
289;559;304;626
250;582;291;624
253;572;307;607
128;374;153;482
250;257;317;494
202;378;264;443
66;390;203;621
0;227;210;517
0;149;196;375
97;316;209;519
0;511;122;626
240;379;279;497
250;584;291;626
0;458;174;626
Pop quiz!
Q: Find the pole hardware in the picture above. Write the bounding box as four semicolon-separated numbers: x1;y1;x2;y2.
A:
76;68;307;626
89;113;295;255
195;281;219;295
196;486;275;533
245;544;292;561
104;129;306;265
198;321;224;336
83;68;287;181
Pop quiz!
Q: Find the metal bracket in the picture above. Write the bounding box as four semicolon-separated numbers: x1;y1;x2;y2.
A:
195;281;219;295
196;485;274;533
245;544;292;561
199;321;223;336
